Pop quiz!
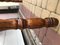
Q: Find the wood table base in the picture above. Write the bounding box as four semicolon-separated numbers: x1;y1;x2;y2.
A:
0;17;59;30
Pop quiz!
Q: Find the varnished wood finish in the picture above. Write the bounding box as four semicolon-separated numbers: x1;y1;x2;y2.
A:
26;18;45;29
0;17;59;30
0;19;18;30
44;17;59;27
0;0;22;2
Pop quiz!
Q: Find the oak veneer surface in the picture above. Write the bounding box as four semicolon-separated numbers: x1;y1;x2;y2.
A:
0;13;25;45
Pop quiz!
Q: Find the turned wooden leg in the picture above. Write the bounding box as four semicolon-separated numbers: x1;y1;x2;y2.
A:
0;17;59;30
18;17;58;29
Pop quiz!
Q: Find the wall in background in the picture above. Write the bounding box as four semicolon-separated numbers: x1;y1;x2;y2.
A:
21;0;60;45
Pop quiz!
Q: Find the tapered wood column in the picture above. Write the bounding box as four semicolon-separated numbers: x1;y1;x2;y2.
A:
0;17;59;30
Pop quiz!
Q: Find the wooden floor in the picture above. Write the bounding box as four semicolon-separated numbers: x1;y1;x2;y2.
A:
0;13;25;45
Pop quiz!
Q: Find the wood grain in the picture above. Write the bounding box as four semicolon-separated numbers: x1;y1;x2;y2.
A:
0;17;58;30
